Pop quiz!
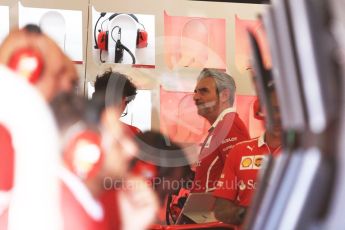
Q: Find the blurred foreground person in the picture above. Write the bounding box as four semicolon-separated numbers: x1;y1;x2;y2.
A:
0;24;78;191
52;93;158;230
0;25;78;230
0;24;78;101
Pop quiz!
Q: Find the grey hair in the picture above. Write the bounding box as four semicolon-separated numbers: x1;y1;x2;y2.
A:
198;68;236;106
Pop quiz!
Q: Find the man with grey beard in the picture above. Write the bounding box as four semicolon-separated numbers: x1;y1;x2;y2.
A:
191;68;250;193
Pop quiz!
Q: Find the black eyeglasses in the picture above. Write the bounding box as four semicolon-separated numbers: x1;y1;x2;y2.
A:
121;105;128;117
121;95;135;117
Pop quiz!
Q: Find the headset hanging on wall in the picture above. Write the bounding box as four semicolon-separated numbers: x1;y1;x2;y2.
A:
94;12;148;63
93;12;107;62
111;26;136;64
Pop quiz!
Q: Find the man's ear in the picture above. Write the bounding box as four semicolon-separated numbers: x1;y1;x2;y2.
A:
219;88;230;103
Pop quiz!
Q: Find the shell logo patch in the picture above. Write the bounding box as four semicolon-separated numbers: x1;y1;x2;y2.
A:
240;155;265;170
240;156;253;170
242;158;252;168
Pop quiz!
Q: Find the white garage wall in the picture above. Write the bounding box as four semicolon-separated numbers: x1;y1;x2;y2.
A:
0;5;10;44
18;2;83;62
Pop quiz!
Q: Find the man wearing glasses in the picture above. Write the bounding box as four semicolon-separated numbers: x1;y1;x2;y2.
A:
92;70;141;137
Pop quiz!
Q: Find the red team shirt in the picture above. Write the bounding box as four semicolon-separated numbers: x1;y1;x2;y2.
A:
213;134;281;207
122;122;142;138
192;108;250;192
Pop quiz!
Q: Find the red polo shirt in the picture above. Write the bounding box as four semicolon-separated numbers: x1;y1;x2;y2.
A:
213;135;281;207
192;108;250;193
122;122;142;138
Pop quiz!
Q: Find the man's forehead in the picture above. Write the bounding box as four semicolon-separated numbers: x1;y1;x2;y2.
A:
196;77;215;88
0;29;40;64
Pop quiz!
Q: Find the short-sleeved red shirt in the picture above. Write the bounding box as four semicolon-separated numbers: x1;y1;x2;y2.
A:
213;135;281;207
192;108;250;193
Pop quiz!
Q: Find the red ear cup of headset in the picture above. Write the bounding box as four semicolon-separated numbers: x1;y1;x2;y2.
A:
95;13;148;50
97;31;109;51
8;48;44;84
64;131;104;180
136;29;148;48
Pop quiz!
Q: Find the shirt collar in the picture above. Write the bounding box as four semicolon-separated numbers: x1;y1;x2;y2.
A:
258;133;266;148
211;107;236;129
258;133;282;155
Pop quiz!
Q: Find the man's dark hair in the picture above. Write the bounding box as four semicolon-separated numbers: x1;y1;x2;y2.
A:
23;24;42;34
91;70;137;121
93;70;137;105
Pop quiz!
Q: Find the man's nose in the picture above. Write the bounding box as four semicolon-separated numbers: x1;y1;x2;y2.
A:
193;92;199;101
